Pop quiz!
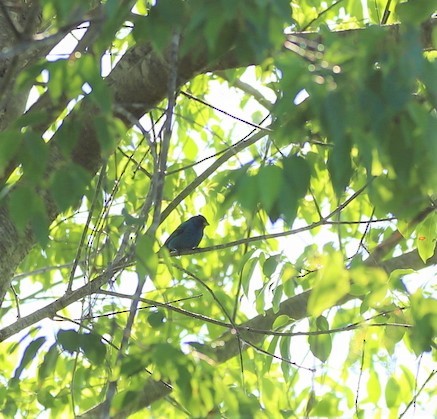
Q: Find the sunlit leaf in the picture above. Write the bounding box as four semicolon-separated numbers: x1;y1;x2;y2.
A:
308;316;332;362
416;211;437;263
385;376;401;408
308;251;350;317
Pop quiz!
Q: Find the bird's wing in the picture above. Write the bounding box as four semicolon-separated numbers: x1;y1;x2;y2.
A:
164;220;189;246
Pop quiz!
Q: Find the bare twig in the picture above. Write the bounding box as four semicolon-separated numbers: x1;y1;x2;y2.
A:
102;28;182;415
301;0;345;31
67;163;107;292
399;369;437;418
355;339;366;416
180;91;272;132
214;71;274;110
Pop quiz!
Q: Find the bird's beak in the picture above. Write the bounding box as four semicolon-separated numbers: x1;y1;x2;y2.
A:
204;220;209;226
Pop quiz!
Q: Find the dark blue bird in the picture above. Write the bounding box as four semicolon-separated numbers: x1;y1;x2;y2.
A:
164;215;209;252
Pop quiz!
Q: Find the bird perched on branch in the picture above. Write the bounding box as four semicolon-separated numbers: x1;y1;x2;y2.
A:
164;215;209;252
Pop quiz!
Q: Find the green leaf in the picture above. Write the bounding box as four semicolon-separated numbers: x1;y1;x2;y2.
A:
136;234;158;278
121;355;149;378
308;316;332;362
236;173;259;212
36;387;56;409
152;342;184;368
7;181;49;244
311;394;341;416
396;0;437;24
134;0;186;52
308;251;350;317
416;211;437;263
50;163;91;211
388;269;413;293
258;164;282;214
94;115;117;156
263;335;279;374
13;337;46;379
0;131;22;174
408;291;437;354
383;322;406;355
57;117;80;155
385;376;401;408
237;248;257;273
282;155;311;199
279;335;292;378
21;132;49;182
272;314;292;330
148;310;166;328
8;186;33;232
367;370;381;403
31;208;50;247
272;285;283;314
316;315;329;331
241;256;258;297
122;207;143;226
255;285;266;315
400;365;415;394
46;60;67;102
263;255;279;277
87;75;112;114
328;135;352;196
38;344;59;382
280;155;311;223
57;329;80;354
80;332;106;364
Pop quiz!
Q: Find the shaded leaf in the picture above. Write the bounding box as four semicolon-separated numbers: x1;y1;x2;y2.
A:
136;234;158;278
13;337;46;380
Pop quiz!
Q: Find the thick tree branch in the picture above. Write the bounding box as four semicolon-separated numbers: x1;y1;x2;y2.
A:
287;17;437;52
0;258;127;342
0;17;247;301
1;12;435;302
78;241;436;417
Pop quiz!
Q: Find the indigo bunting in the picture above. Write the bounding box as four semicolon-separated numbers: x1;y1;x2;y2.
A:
164;215;209;252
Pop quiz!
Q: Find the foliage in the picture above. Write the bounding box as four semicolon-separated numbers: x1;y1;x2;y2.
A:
0;0;436;417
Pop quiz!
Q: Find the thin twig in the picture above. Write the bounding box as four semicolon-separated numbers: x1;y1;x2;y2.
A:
12;262;78;281
181;91;272;132
302;0;345;31
243;339;315;372
168;182;374;255
10;285;21;319
53;314;119;350
97;289;233;329
355;339;366;416
238;319;411;338
78;294;203;320
399;369;437;418
348;208;376;260
102;28;181;415
214;71;274;110
381;0;392;25
173;264;246;381
67;163;106;292
161;128;268;222
166;114;271;176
